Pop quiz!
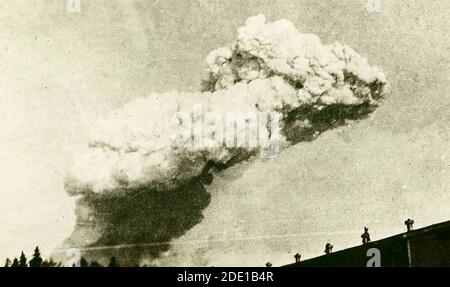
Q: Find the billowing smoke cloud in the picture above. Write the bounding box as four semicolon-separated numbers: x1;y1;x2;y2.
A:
62;15;387;265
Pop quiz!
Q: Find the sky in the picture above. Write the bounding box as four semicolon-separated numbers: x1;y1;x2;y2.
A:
0;0;449;265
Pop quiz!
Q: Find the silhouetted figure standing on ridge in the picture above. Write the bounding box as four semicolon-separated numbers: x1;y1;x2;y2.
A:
361;227;371;244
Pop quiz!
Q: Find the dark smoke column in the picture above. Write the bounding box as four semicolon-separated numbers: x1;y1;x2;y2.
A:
61;15;387;266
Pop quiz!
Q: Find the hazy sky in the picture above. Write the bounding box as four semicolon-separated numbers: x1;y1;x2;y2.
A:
0;0;449;265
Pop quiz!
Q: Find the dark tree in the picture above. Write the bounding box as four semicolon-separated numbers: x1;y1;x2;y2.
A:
4;258;11;267
80;257;89;267
107;257;119;267
43;258;61;267
18;252;27;267
29;246;43;267
11;258;19;267
89;261;103;267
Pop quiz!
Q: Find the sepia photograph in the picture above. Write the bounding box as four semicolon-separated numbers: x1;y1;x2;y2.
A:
0;0;449;273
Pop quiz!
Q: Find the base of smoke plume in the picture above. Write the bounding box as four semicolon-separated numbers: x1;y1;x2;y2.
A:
60;177;210;266
60;100;378;266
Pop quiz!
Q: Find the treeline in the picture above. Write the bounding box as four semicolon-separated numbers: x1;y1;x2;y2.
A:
3;247;120;267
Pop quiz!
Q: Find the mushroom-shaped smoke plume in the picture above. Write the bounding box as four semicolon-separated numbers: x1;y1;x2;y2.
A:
62;15;387;265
